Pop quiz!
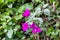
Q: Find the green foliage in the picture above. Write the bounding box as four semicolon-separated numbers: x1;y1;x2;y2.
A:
0;0;60;40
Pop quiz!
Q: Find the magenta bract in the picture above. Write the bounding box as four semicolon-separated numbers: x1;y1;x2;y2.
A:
22;9;30;18
22;22;28;31
30;22;42;34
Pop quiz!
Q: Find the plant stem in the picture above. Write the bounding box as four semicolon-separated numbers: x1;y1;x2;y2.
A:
37;35;40;40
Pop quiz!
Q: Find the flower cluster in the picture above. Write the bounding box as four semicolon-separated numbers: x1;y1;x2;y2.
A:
22;9;42;34
22;22;42;34
30;22;42;34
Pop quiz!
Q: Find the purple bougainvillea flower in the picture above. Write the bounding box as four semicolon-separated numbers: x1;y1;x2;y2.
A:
37;27;42;33
32;27;42;34
22;22;29;31
30;22;42;34
30;22;37;29
22;9;30;18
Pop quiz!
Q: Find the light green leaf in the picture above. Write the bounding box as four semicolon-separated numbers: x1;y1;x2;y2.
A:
17;5;25;13
0;0;4;4
35;0;41;2
7;29;13;38
14;14;23;20
55;22;60;27
2;38;5;40
43;4;49;8
25;3;33;10
44;9;50;16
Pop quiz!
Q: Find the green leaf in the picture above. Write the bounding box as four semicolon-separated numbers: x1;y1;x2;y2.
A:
14;14;23;20
7;29;13;38
16;31;24;38
15;25;20;29
14;25;20;32
46;27;54;36
3;15;11;19
25;3;33;10
44;9;50;16
43;4;49;8
55;22;60;27
55;2;58;7
8;21;12;25
0;0;4;4
7;0;15;2
0;31;4;35
17;5;25;13
35;0;41;2
50;0;55;3
4;12;10;15
2;37;5;40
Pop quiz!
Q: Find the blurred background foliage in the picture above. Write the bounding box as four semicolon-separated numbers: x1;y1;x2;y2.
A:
0;0;60;40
